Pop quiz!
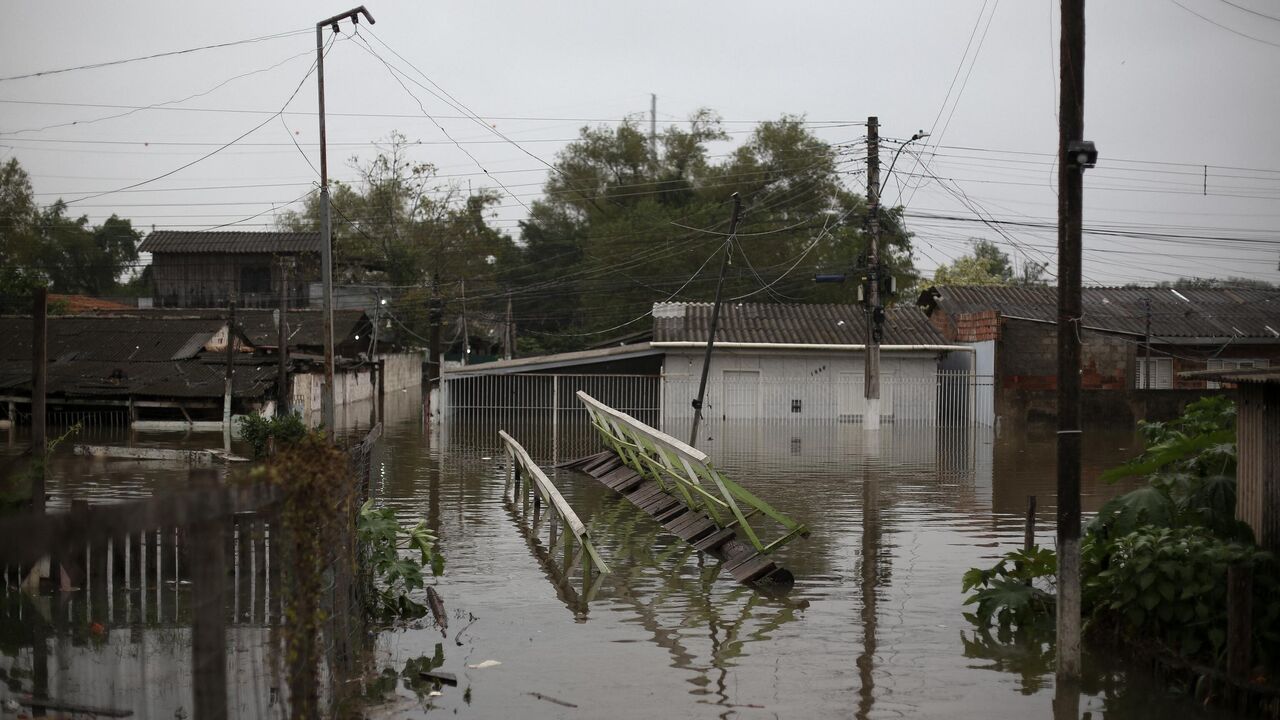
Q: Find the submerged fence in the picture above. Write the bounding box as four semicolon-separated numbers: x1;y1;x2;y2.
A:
442;371;996;442
0;424;383;719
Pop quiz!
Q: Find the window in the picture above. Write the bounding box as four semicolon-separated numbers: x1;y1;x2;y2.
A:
791;399;802;413
1135;357;1173;389
1206;358;1269;389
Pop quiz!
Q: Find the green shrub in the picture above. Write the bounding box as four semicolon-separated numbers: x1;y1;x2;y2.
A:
357;500;444;622
1083;526;1280;665
962;546;1057;631
237;412;309;458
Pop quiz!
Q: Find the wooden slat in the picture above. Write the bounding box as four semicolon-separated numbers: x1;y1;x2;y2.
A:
692;528;736;553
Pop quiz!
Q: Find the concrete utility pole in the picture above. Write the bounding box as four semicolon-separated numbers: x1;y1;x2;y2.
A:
460;279;470;366
31;287;47;513
427;290;442;419
277;259;291;417
223;298;237;451
650;93;658;173
1143;297;1152;390
864;116;882;430
1056;0;1088;685
504;292;514;361
316;5;375;441
689;192;742;447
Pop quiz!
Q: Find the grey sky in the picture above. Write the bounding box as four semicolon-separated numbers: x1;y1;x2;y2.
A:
2;0;1277;287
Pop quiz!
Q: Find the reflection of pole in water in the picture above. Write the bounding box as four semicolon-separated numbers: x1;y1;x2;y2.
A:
856;464;880;720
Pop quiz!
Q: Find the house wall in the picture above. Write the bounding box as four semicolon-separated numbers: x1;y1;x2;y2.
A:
290;351;422;427
660;348;940;423
152;252;319;308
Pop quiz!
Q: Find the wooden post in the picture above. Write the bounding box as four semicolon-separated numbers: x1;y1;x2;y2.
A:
377;359;386;425
1024;496;1037;552
32;288;47;513
190;472;228;719
1227;564;1253;680
253;518;267;623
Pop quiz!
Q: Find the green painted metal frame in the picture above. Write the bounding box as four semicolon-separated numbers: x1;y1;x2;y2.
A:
576;391;808;554
499;430;610;575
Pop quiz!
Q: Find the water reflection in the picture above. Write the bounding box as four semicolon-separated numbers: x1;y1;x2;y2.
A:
2;391;1226;719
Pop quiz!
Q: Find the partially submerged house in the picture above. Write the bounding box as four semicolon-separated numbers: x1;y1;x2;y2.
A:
139;230;321;309
917;285;1280;425
442;302;967;426
0;309;422;429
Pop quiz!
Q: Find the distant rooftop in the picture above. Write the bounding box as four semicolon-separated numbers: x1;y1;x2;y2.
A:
919;285;1280;340
652;302;947;347
139;230;321;254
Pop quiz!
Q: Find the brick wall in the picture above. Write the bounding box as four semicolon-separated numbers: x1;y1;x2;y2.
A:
998;318;1129;391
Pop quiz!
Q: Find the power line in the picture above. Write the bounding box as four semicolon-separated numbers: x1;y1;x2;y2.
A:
58;35;341;207
0;28;311;82
1169;0;1280;48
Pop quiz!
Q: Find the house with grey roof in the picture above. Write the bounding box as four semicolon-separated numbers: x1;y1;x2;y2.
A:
139;230;321;309
917;284;1280;426
443;302;968;426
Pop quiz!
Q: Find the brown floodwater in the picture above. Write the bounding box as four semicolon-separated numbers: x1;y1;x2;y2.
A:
0;392;1248;719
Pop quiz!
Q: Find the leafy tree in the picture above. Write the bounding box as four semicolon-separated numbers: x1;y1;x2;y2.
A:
510;112;919;351
0;158;141;309
933;239;1014;285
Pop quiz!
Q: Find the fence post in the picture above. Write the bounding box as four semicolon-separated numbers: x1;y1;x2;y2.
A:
190;474;228;719
1227;563;1253;680
552;375;560;465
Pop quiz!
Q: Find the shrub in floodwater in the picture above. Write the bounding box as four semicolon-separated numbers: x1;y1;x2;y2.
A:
357;500;444;622
237;412;310;458
963;397;1280;672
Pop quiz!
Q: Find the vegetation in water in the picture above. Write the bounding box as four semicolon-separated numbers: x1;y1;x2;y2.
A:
962;397;1280;675
358;500;445;622
237;412;310;458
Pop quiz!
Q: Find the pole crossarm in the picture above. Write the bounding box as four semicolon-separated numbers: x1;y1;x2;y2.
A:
576;391;808;555
498;430;610;575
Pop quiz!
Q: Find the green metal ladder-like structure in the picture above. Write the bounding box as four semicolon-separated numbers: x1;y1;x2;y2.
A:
577;391;808;555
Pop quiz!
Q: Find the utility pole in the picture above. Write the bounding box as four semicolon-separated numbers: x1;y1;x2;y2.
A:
316;6;375;442
460;279;470;366
650;93;658;174
1056;0;1088;686
427;289;442;419
1143;297;1152;390
864;116;882;431
277;259;291;417
31;287;47;513
504;292;514;361
223;297;237;450
689;193;742;447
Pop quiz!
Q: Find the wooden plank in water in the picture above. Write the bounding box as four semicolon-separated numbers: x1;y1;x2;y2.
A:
692;527;737;553
724;553;776;583
599;465;637;489
675;518;718;542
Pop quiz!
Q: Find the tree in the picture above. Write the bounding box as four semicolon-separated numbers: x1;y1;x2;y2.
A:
510;113;919;351
0;158;141;309
933;239;1016;286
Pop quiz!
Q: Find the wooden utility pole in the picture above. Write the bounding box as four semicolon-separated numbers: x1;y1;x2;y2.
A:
865;116;882;430
32;287;47;513
689;193;742;447
1056;0;1086;682
316;6;375;442
277;260;291;417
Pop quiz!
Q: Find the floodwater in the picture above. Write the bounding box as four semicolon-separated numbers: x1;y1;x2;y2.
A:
0;391;1246;719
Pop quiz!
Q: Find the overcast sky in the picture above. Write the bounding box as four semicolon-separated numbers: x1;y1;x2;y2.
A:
2;0;1278;288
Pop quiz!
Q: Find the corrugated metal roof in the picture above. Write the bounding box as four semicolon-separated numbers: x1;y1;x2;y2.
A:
652;302;946;346
0;317;229;363
0;359;275;399
1181;367;1280;384
138;230;321;254
921;285;1280;339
